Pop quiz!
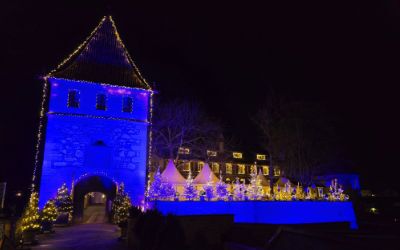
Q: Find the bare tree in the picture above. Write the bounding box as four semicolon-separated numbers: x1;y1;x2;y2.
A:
254;92;338;184
152;100;222;162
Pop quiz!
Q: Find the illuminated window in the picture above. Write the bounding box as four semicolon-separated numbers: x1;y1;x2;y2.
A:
225;163;232;174
238;164;245;174
96;94;107;110
226;178;231;183
256;154;266;161
68;90;80;108
178;147;190;155
207;150;217;157
183;162;191;172
250;165;257;174
122;97;133;113
274;167;281;176
212;162;219;173
233;152;243;159
197;161;204;171
262;165;269;175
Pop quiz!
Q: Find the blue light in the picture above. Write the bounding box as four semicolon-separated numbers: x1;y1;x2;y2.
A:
39;77;150;208
154;201;358;229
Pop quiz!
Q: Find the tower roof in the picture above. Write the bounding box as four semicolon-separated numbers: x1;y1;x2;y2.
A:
48;16;151;90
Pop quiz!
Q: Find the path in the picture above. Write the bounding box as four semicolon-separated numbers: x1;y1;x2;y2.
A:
32;223;128;250
83;205;108;224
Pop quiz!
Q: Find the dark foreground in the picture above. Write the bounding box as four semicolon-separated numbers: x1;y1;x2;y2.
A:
32;223;128;250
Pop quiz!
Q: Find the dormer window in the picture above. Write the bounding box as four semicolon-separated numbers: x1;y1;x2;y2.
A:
68;90;80;108
96;94;107;111
122;97;133;113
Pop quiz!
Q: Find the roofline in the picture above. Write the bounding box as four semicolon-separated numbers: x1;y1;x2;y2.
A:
46;16;152;90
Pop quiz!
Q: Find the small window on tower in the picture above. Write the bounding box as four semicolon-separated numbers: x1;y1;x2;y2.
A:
96;94;107;111
122;97;133;113
68;90;80;108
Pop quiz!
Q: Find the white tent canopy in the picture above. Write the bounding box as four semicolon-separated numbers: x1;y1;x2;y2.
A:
257;169;270;186
161;159;186;185
193;163;219;184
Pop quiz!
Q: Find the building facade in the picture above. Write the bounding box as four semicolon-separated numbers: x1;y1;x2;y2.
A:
38;16;152;212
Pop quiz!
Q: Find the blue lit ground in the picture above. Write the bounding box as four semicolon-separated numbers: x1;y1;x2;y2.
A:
32;206;127;250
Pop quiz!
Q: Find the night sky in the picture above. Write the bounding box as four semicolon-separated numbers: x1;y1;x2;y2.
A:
1;1;400;193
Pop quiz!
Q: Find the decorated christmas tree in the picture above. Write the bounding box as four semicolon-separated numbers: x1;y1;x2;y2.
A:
233;177;246;201
328;179;349;201
215;174;228;200
54;183;73;219
203;174;215;201
247;171;262;200
147;169;163;200
147;169;176;200
21;192;40;232
184;170;198;200
294;183;305;200
40;199;58;232
112;183;132;226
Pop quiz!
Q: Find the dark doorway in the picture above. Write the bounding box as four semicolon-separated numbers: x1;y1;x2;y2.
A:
73;175;117;223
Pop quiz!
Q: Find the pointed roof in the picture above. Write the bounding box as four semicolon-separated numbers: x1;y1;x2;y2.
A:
257;169;270;186
275;177;293;187
161;159;186;185
48;16;151;90
193;163;219;184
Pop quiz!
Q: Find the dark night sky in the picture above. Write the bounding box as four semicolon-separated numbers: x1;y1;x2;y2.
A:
1;1;400;193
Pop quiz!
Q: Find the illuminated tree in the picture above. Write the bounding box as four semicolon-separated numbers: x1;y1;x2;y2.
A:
21;192;40;232
215;174;228;200
184;171;198;200
247;172;262;200
40;199;57;232
294;183;305;200
233;178;246;201
203;174;215;201
54;183;73;221
112;183;132;226
147;169;175;200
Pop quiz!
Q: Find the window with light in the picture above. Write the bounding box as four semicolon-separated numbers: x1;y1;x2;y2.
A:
212;162;220;173
225;163;232;174
238;164;245;174
262;165;269;175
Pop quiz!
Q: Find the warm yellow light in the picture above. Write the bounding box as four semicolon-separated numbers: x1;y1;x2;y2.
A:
233;152;242;159
256;154;266;160
207;150;217;157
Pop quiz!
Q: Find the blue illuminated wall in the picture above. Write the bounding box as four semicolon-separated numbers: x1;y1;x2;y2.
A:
154;201;358;229
39;77;150;208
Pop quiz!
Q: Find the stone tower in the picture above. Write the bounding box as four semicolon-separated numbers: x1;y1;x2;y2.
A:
37;16;152;212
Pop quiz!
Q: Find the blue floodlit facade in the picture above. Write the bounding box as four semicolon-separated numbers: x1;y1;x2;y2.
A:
38;16;152;208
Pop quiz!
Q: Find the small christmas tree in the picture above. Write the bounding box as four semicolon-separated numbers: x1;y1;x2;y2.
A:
147;169;163;200
54;183;73;222
294;183;305;200
147;169;175;200
247;171;262;200
40;199;58;232
203;174;215;201
328;179;349;201
215;174;228;201
112;183;132;226
21;192;40;232
184;170;198;200
233;177;246;201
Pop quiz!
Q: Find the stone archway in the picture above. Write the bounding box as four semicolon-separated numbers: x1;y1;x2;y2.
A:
73;175;117;223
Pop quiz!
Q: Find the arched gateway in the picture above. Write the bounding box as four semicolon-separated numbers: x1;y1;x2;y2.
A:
37;16;152;213
73;175;117;223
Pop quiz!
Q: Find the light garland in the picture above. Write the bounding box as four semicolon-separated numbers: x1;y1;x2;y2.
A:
21;192;40;232
47;111;150;124
47;16;152;90
31;79;49;192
